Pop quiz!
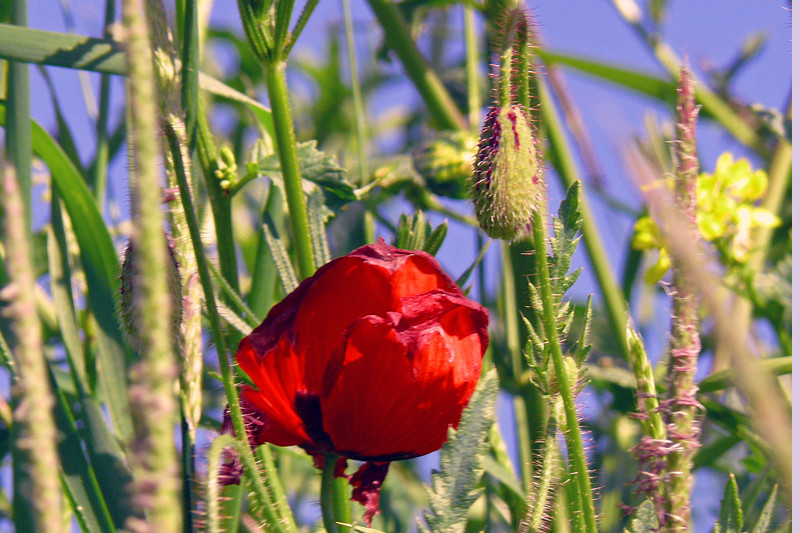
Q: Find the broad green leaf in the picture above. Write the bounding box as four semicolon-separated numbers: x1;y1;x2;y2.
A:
623;499;660;533
425;370;499;533
0;102;133;442
714;474;743;533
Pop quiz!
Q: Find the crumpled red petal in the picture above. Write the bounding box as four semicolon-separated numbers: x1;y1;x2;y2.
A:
349;462;390;527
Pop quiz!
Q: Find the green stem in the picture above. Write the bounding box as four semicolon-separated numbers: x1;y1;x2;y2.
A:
321;454;351;533
537;77;630;361
342;0;374;243
500;246;533;495
530;212;597;533
256;445;296;528
364;0;466;130
180;0;200;152
463;5;481;130
4;167;63;533
196;113;240;292
92;0;115;209
166;127;290;533
263;62;316;279
123;0;181;528
6;0;32;236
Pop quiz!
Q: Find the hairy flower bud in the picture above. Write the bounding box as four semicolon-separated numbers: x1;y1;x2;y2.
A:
119;236;183;353
412;131;476;199
471;105;542;241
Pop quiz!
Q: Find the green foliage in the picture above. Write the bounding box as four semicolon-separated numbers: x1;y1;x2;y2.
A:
714;474;744;533
622;499;660;533
424;370;499;533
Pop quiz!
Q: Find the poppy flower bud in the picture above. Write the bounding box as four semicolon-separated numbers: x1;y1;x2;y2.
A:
222;239;489;524
412;131;476;199
118;236;182;353
471;105;542;241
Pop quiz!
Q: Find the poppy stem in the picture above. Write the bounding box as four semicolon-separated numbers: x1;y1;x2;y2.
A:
320;454;351;533
530;211;598;533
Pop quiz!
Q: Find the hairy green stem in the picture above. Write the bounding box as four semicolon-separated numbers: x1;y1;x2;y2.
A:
263;63;317;279
3;165;63;533
530;212;597;533
364;0;466;130
122;0;181;529
166;127;295;533
321;454;351;533
663;69;701;533
536;77;630;361
521;414;559;533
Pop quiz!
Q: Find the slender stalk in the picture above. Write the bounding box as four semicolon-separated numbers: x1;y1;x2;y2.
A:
180;0;199;152
463;5;481;130
500;246;533;495
321;454;351;533
530;211;598;533
342;0;374;243
364;0;466;130
165;128;296;533
663;69;701;533
521;414;559;533
93;0;115;209
536;77;631;361
122;0;181;529
196;113;241;292
3;165;63;533
263;63;316;279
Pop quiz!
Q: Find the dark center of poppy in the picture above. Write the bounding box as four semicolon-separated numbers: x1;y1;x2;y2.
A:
295;390;334;451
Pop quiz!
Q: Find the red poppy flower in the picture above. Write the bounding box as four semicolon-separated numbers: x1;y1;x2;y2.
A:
222;239;489;524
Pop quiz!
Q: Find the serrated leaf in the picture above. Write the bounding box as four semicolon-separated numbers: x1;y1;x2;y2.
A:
751;485;778;533
425;370;499;533
259;140;356;208
559;181;583;237
308;188;332;268
263;218;299;294
623;499;660;533
715;474;743;533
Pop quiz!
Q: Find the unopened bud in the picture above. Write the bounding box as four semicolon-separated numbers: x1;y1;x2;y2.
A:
471;105;542;241
412;131;476;199
118;236;183;353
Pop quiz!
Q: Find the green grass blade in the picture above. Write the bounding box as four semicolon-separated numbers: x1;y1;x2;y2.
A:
0;102;134;442
0;23;126;73
537;49;763;153
48;364;116;533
